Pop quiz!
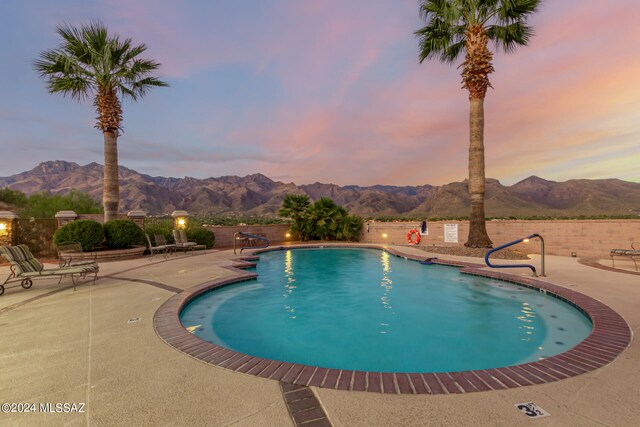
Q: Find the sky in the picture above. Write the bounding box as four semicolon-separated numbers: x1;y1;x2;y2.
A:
0;0;639;187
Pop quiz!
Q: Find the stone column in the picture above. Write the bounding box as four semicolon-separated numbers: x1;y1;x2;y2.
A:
0;211;18;246
54;211;78;229
171;210;189;230
127;210;147;229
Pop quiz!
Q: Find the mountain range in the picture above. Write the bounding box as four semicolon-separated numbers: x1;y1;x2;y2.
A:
1;161;639;217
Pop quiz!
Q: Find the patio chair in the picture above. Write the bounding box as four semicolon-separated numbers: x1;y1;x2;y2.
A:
610;242;640;271
0;244;99;296
172;229;199;254
145;234;170;260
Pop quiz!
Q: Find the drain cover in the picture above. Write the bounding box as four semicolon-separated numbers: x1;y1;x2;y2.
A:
127;317;141;324
515;402;550;418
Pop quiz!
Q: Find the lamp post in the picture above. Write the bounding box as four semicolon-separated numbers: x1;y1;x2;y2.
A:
171;210;189;230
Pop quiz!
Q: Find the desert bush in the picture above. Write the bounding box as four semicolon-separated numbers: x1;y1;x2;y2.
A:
54;219;105;250
104;220;145;249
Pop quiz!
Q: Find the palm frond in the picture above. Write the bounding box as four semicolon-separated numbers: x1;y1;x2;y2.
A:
497;0;540;20
415;11;466;64
416;0;540;63
487;22;535;52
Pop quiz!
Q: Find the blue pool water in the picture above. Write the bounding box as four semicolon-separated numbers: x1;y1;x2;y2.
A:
180;248;592;372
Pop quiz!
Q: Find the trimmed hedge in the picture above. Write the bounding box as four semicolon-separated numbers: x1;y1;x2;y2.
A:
186;226;215;248
54;219;105;251
145;223;175;245
104;220;145;249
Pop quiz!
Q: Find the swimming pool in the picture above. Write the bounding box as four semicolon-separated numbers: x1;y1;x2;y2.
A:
180;248;592;373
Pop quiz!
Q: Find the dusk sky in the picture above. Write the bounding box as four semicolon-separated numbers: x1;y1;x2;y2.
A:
0;0;638;186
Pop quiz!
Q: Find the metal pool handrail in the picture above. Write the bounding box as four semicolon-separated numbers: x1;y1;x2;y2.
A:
484;233;545;277
233;232;270;254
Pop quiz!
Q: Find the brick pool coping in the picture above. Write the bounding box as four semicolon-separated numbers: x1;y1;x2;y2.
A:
153;244;631;394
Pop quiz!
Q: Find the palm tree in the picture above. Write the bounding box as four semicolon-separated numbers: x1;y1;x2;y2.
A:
307;198;347;240
416;0;539;247
336;215;364;242
279;194;311;239
34;21;168;222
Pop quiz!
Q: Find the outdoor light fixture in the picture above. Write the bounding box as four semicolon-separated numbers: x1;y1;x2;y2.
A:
382;233;388;239
285;233;291;238
171;210;189;230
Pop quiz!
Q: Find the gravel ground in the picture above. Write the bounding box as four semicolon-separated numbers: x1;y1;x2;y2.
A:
416;245;530;260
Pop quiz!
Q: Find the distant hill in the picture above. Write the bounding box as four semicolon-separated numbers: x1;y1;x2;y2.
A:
1;161;639;217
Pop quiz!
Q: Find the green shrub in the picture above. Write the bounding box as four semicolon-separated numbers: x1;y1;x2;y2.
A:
54;220;105;250
186;226;215;248
104;220;145;249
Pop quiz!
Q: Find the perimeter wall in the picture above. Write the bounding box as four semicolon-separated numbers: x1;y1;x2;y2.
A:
179;220;638;258
358;220;640;258
205;224;292;248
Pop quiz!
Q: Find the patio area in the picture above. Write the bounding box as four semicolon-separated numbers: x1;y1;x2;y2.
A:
0;245;638;426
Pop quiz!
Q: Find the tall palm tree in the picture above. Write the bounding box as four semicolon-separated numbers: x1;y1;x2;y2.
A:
416;0;539;247
34;21;168;222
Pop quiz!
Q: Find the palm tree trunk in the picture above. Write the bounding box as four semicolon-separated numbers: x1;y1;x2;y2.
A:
103;130;119;222
465;97;493;248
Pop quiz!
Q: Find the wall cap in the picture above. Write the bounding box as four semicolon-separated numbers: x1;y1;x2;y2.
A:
0;211;18;220
127;210;147;218
171;210;189;218
55;210;78;219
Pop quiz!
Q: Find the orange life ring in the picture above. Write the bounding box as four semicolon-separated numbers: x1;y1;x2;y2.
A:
407;229;421;245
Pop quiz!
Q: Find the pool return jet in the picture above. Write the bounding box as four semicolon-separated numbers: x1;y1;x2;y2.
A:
484;234;546;277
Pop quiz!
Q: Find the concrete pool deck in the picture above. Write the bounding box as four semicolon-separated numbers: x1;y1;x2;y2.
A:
0;245;638;426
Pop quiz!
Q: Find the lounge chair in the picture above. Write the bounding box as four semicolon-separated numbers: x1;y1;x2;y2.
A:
145;234;172;260
610;242;640;271
56;242;98;283
56;242;98;268
172;229;200;254
0;244;99;296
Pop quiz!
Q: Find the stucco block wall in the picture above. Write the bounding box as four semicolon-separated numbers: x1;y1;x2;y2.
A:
359;220;640;258
205;224;292;248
